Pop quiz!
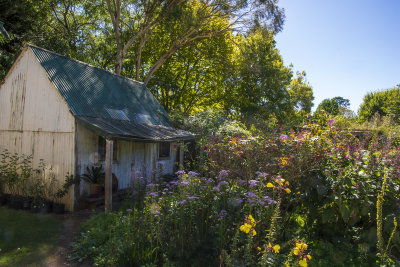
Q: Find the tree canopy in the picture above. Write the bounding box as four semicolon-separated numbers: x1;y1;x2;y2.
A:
358;86;400;123
315;96;350;116
1;0;317;123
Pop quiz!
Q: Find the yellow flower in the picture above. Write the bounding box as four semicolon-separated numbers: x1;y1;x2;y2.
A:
240;223;252;234
293;247;300;255
285;263;290;267
267;183;274;188
307;255;312;260
248;215;255;223
298;259;308;267
285;188;291;194
273;244;280;253
257;247;261;251
296;242;307;250
252;229;256;236
277;178;285;186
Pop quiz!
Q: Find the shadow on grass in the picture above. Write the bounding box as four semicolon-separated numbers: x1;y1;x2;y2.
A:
0;207;62;266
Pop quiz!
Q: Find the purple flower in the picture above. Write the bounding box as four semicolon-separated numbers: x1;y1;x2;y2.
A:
218;170;230;180
188;171;200;177
328;119;335;126
176;170;186;176
256;172;268;179
204;145;208;150
146;192;158;198
248;180;258;187
218;181;228;186
187;196;199;200
280;134;288;141
206;178;214;184
263;196;277;205
245;192;259;206
218;210;228;220
126;209;133;213
212;186;220;192
180;180;190;186
246;192;256;198
234;198;243;205
177;200;187;205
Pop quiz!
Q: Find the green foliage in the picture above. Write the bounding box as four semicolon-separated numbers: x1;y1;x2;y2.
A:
81;165;105;185
358;86;400;123
72;117;400;266
0;149;76;204
226;27;293;121
288;71;314;114
0;207;61;266
315;96;350;116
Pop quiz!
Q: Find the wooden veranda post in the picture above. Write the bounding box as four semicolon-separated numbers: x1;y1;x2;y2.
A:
179;142;184;170
105;139;113;212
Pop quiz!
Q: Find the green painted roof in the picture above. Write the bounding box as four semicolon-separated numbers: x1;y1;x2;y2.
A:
29;45;193;141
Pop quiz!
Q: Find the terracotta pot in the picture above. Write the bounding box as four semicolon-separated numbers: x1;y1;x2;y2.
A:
88;184;104;197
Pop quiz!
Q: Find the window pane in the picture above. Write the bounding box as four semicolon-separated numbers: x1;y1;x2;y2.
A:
159;143;170;158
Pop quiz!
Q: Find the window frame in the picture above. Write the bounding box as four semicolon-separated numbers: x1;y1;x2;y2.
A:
158;142;171;160
98;136;118;163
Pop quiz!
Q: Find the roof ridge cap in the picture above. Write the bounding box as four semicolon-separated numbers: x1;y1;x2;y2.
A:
27;43;144;85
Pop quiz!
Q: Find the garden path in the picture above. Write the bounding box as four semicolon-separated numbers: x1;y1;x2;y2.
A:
42;210;94;267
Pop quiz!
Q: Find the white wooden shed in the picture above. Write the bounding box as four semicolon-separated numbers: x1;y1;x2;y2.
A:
0;44;194;211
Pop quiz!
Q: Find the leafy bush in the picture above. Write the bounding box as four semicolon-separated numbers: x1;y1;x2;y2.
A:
72;117;400;266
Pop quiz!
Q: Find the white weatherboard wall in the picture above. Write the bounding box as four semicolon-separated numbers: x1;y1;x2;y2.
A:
76;124;178;195
0;47;75;211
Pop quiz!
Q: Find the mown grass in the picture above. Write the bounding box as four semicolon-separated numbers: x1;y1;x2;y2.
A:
0;207;61;266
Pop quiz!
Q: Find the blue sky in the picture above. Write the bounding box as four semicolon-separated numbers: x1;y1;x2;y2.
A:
275;0;400;113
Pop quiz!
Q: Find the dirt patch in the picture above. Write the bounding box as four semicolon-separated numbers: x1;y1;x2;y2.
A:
42;210;95;267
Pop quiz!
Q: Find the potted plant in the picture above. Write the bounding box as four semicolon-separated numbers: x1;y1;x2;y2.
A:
0;174;6;206
29;176;46;213
53;174;80;214
81;165;105;197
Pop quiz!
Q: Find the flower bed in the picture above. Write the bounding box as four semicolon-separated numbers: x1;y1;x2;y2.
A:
71;117;400;266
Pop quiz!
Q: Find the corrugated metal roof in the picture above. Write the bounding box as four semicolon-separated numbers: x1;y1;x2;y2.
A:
28;44;194;141
77;116;194;142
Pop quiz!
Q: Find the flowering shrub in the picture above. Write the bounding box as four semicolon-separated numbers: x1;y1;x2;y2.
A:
207;116;400;264
72;116;400;266
72;169;290;266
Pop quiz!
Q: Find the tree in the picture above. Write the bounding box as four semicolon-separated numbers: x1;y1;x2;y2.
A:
358;86;400;123
316;96;350;116
0;0;47;80
226;26;293;121
103;0;285;84
288;71;314;114
146;30;235;113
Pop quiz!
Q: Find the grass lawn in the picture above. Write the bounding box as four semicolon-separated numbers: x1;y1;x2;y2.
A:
0;207;62;266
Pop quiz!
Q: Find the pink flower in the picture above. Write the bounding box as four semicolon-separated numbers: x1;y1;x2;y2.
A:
328;119;335;126
279;134;288;141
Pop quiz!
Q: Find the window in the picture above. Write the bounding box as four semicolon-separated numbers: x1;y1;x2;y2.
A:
98;136;117;162
158;142;170;159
